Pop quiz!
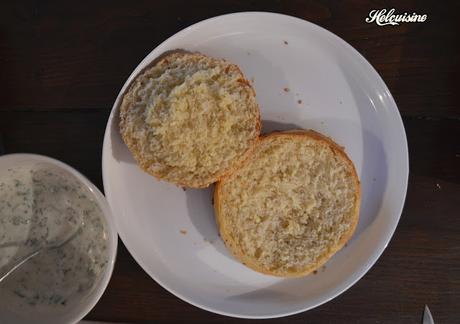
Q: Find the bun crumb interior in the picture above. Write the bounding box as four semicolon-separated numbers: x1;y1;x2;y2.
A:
120;51;260;188
214;130;360;277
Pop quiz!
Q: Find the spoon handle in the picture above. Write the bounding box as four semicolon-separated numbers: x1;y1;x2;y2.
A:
0;249;41;283
0;222;83;284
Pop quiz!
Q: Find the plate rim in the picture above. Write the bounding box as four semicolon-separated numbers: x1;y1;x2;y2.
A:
102;11;409;319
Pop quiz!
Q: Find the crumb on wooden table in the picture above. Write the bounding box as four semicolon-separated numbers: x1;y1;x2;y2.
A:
180;229;187;235
313;270;318;274
0;133;5;155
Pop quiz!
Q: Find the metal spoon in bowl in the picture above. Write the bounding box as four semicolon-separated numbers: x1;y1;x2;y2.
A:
0;222;83;284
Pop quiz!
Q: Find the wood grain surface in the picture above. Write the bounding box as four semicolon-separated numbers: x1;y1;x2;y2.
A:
1;0;459;323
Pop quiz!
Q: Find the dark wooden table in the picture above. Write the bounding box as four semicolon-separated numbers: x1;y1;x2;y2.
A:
1;1;459;323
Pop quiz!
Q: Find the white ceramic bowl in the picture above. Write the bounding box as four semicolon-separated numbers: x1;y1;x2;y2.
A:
0;154;117;324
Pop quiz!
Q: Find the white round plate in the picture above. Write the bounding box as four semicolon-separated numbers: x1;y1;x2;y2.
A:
102;12;408;318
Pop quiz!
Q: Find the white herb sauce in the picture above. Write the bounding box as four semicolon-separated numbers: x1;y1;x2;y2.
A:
0;164;109;313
